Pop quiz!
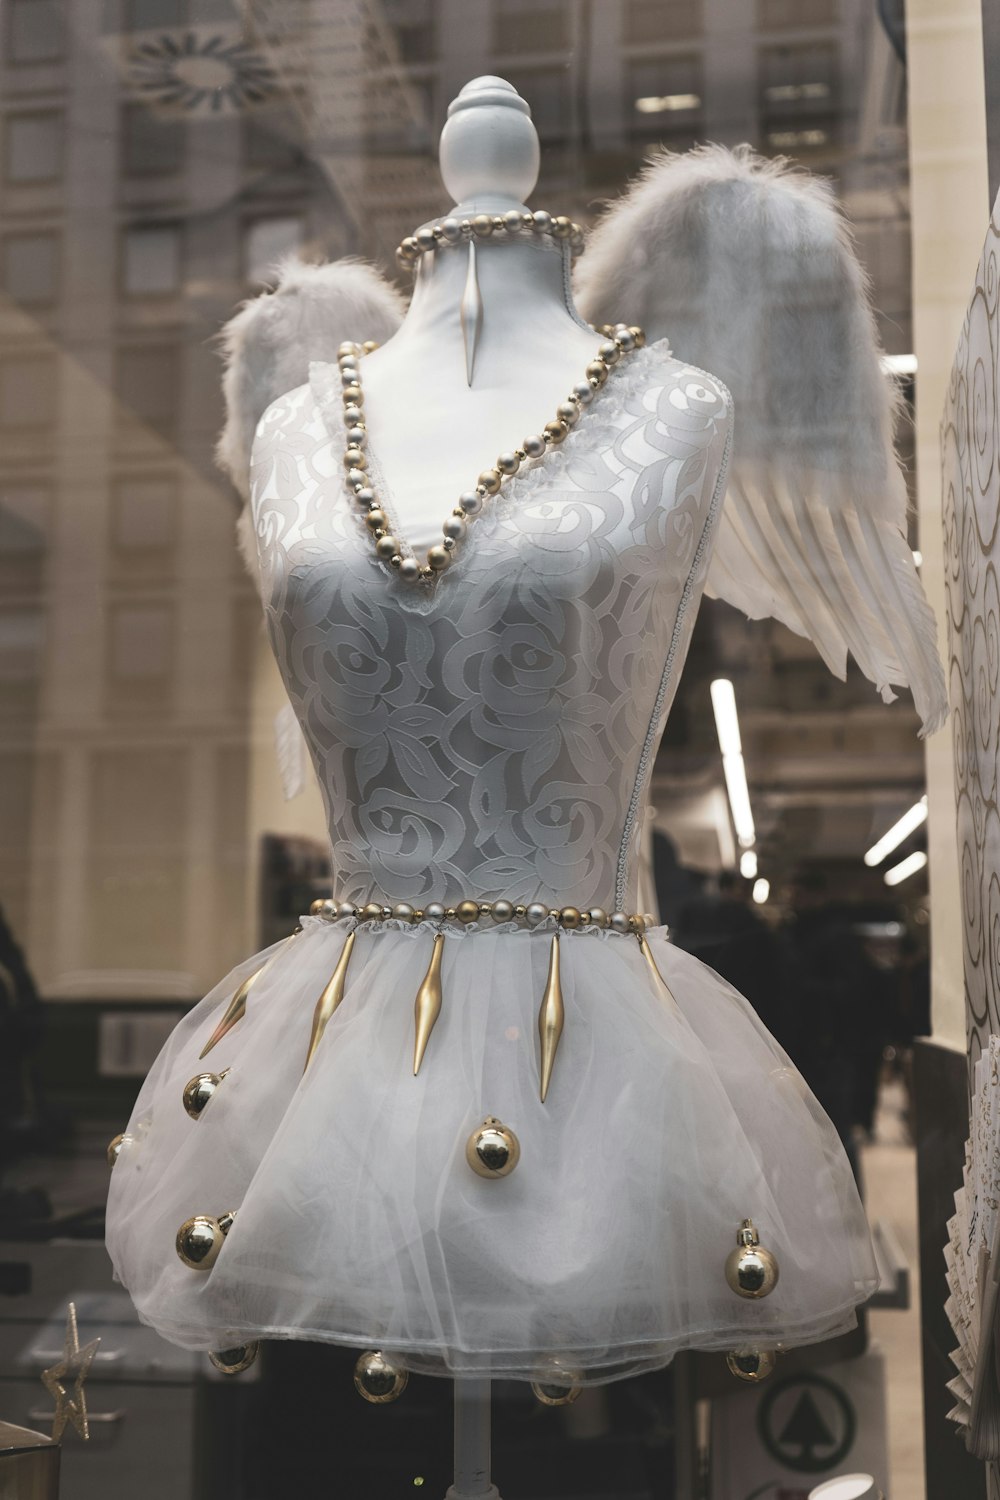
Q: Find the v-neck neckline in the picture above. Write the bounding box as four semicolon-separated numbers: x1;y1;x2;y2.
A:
307;342;668;582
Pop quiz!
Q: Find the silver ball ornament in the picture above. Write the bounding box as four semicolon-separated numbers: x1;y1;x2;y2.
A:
725;1219;779;1299
726;1347;776;1382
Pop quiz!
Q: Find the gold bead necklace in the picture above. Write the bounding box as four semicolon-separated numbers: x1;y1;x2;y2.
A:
337;323;646;583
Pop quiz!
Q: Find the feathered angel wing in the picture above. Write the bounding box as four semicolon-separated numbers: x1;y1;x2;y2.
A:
216;256;404;584
575;144;947;736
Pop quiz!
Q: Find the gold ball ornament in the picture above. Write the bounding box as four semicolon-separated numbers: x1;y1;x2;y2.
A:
455;899;480;924
531;1359;583;1405
182;1070;227;1120
725;1219;779;1299
465;1117;521;1179
175;1210;235;1270
726;1347;776;1383
208;1343;260;1375
353;1350;408;1403
106;1132;129;1168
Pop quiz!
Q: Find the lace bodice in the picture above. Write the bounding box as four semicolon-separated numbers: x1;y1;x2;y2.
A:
249;342;733;910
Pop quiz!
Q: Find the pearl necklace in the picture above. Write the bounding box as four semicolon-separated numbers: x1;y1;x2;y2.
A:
396;209;585;273
337;322;646;583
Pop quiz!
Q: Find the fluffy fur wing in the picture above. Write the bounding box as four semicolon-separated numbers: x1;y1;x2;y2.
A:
216;257;405;585
575;144;947;735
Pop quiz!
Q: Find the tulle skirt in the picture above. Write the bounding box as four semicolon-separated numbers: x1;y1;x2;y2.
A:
105;913;879;1384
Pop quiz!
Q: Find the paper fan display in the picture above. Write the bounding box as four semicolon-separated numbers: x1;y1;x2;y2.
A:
945;1036;1000;1456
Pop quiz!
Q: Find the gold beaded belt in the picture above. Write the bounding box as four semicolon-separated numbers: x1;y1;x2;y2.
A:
308;895;655;933
196;894;673;1104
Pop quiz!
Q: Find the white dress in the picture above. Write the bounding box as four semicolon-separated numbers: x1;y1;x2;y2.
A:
105;341;879;1383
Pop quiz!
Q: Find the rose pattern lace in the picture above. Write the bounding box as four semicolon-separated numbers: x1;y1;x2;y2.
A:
249;342;733;911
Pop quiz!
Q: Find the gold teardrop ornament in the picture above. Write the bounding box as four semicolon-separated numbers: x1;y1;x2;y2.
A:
412;931;445;1076
353;1350;408;1403
303;930;356;1074
638;934;680;1014
199;968;262;1059
725;1218;780;1299
208;1343;259;1375
106;1132;129;1168
537;932;565;1103
726;1347;776;1382
465;1117;521;1178
198;931;299;1059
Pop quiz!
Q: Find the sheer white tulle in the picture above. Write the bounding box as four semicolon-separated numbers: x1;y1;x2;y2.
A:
106;344;880;1383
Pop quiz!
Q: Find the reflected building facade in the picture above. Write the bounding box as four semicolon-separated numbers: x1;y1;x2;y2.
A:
0;0;917;997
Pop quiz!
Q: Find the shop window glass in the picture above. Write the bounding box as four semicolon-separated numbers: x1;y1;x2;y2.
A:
114;345;179;437
758;0;838;27
120;101;185;177
7;0;65;63
494;0;569;55
125;0;185;28
381;0;437;64
2;231;59;304
0;609;44;680
243;107;303;173
112;475;176;551
4;111;63;183
122;224;181;296
628;56;704;134
0;484;48;551
624;0;704;44
244;216;304;285
503;69;571;140
0;356;56;427
108;603;172;681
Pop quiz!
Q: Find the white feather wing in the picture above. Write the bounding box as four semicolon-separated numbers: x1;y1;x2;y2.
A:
216;257;404;587
575;144;947;735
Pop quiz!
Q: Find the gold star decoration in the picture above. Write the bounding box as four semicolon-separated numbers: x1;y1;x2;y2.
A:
39;1302;101;1442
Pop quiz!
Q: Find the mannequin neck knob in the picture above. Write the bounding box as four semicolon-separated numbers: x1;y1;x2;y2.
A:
440;75;540;207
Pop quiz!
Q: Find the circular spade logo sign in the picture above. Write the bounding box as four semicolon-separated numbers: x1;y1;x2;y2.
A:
757;1372;856;1474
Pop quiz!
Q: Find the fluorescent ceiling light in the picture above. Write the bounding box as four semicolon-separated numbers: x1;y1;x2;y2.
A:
882;353;917;376
740;849;758;879
710;679;742;757
884;850;928;887
752;877;770;904
769;128;828;147
711;679;756;848
634;93;701;114
864;796;928;867
912;549;922;567
765;82;830;101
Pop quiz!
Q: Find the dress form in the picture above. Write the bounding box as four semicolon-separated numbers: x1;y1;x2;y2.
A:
360;76;599;554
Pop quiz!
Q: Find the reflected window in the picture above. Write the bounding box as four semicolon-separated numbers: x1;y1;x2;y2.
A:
243;107;304;174
0;356;56;427
114;345;179;438
382;0;437;63
122;224;181;296
125;0;185;28
2;231;59;304
7;0;65;63
244;216;304;285
0;610;45;681
758;0;838;26
121;102;185;177
624;0;703;43
112;475;176;552
629;57;703;135
108;603;172;681
4;111;63;183
0;484;48;553
760;41;839;149
503;69;571;140
494;0;569;55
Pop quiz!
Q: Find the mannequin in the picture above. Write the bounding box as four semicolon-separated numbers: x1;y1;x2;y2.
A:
109;67;918;1500
360;76;599;553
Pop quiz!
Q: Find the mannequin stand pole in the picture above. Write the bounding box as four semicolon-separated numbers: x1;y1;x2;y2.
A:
444;1378;501;1500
